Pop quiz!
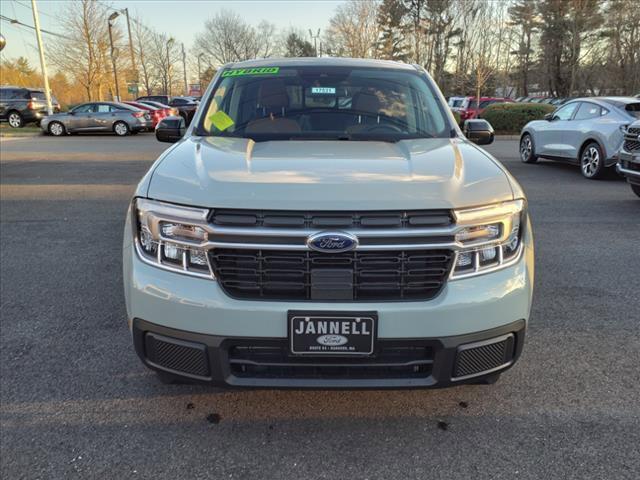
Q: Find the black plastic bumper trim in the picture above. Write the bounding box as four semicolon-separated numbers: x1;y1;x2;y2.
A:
131;318;526;389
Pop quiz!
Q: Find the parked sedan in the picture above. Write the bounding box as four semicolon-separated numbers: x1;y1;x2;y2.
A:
519;97;640;179
122;101;166;129
459;97;513;121
136;100;177;118
136;95;198;125
41;102;151;136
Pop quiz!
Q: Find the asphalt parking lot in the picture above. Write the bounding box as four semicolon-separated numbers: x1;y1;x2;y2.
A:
1;133;639;479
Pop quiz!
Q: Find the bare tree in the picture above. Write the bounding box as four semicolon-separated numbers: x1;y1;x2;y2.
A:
255;21;278;58
131;17;157;95
193;10;274;66
49;0;124;100
325;0;380;58
148;32;181;95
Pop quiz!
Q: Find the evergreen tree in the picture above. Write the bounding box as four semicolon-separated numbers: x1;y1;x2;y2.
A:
376;0;409;62
284;33;316;58
508;0;540;96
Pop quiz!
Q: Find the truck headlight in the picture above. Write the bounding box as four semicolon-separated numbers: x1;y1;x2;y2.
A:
133;198;213;277
451;199;526;278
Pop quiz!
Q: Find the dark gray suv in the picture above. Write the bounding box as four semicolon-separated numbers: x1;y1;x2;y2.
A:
0;86;60;128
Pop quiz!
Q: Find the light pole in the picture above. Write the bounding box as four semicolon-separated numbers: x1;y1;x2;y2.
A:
166;38;174;96
182;43;188;96
31;0;52;114
197;53;204;93
122;8;137;81
308;28;321;57
108;12;120;101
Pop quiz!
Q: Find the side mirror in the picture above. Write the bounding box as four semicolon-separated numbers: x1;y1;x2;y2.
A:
156;116;186;143
544;113;553;121
68;111;76;115
463;119;494;145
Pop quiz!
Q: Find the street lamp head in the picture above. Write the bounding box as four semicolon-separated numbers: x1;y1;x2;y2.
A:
108;12;120;22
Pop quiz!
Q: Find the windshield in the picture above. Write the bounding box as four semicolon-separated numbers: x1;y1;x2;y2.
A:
199;66;451;142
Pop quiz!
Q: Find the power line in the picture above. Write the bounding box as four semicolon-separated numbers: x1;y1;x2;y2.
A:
0;14;130;48
10;0;31;53
12;0;58;20
0;14;71;39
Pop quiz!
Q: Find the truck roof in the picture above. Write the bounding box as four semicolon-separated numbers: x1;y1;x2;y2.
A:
227;57;417;71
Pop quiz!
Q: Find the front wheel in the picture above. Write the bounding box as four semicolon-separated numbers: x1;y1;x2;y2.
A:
580;142;605;179
113;121;130;136
48;121;66;136
7;111;24;128
631;184;640;198
520;134;538;163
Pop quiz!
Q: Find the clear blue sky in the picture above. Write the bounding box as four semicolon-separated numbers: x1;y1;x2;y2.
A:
0;0;344;67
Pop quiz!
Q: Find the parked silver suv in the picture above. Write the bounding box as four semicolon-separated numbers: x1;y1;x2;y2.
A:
123;58;534;388
520;97;640;179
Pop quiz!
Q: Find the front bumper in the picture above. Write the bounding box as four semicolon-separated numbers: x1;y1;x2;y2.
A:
617;151;640;185
132;317;526;388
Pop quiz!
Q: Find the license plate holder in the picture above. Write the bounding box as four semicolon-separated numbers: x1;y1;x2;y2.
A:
288;311;377;356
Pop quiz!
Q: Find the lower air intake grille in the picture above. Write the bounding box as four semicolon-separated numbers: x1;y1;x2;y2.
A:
453;334;515;379
209;249;454;301
228;341;434;379
145;333;210;378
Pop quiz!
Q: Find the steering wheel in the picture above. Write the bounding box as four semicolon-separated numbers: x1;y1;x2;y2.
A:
360;124;403;133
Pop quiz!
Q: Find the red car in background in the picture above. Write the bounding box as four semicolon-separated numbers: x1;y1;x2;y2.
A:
135;100;179;121
458;97;514;121
123;101;166;129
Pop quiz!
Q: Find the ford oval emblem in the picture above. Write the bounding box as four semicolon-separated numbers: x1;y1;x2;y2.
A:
317;334;348;346
307;232;359;253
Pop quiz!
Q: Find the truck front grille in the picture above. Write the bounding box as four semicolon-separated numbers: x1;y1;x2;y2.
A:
624;127;640;153
209;249;453;301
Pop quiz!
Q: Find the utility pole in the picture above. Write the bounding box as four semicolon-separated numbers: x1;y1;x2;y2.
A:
123;8;137;89
166;38;174;96
31;0;52;114
197;54;203;91
108;12;120;101
182;43;188;96
308;29;321;57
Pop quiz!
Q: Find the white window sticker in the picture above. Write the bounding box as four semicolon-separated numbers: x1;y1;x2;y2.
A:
311;87;336;95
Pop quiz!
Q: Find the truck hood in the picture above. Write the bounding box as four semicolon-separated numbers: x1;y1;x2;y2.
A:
146;137;514;210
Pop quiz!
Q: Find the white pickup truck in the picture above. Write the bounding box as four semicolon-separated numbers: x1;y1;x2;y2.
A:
123;58;534;388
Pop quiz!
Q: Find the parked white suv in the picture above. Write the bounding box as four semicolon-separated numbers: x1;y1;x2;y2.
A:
123;58;534;388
